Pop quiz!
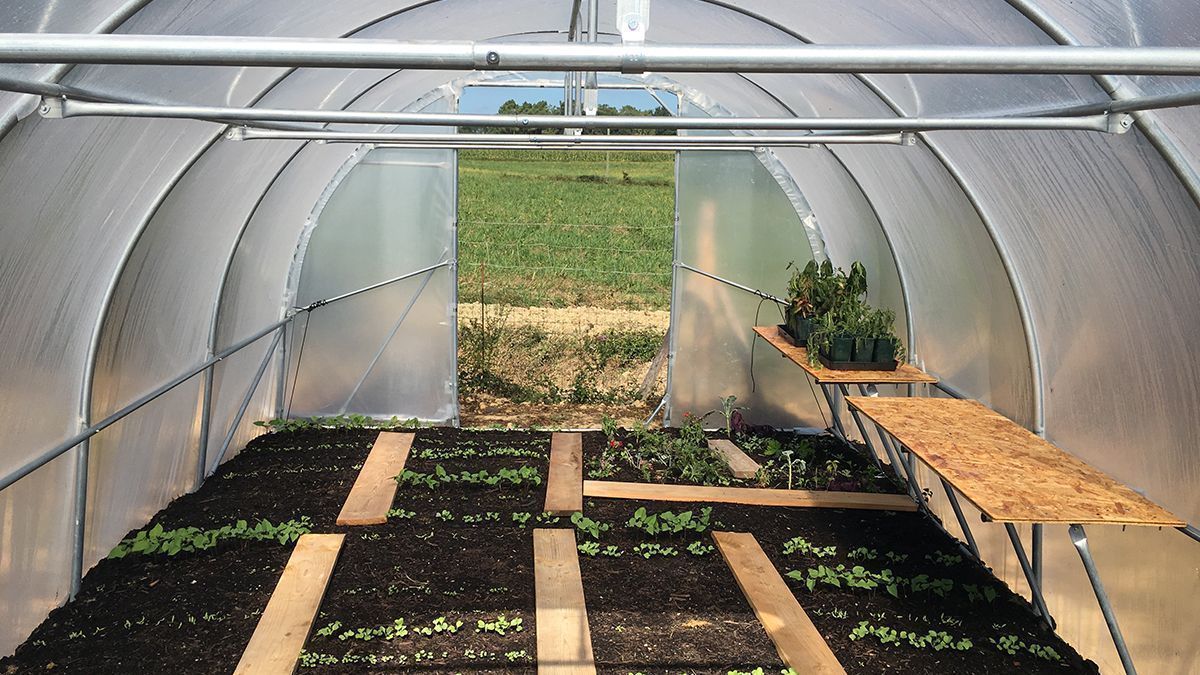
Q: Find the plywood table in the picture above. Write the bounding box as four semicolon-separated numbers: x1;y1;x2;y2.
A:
846;395;1184;675
753;325;936;385
753;325;935;476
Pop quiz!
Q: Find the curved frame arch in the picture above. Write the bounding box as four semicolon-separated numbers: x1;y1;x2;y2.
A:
694;0;1044;433
64;0;1055;607
1005;0;1200;211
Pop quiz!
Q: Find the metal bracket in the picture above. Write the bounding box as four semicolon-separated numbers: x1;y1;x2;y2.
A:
617;0;650;43
1107;112;1134;134
37;96;63;118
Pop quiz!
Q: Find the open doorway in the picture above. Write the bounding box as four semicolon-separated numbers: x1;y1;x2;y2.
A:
455;84;678;428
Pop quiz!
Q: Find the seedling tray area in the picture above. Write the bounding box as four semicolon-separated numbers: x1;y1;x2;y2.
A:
0;427;1097;674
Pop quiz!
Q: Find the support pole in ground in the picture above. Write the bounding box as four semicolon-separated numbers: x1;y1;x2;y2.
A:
855;384;908;484
69;438;89;597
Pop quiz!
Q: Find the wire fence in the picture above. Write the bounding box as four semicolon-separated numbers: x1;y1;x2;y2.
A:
455;146;675;419
455;217;673;412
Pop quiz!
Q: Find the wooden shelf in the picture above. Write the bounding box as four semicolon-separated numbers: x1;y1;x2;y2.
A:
847;396;1185;526
753;326;937;384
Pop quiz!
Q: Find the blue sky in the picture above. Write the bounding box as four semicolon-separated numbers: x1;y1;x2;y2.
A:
460;82;677;114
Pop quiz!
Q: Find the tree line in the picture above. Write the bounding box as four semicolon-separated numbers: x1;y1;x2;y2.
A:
460;98;674;135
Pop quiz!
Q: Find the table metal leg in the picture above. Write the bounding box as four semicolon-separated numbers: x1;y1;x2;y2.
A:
1070;524;1136;675
819;383;850;440
887;438;923;503
1005;523;1055;630
940;478;981;559
854;384;907;482
1032;523;1044;588
837;383;885;473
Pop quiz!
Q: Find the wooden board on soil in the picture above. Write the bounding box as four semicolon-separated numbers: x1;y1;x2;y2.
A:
583;480;916;512
546;432;584;515
534;529;596;674
1;427;1099;675
713;531;846;675
336;432;413;526
754;325;937;384
235;533;344;675
846;396;1185;526
708;439;761;479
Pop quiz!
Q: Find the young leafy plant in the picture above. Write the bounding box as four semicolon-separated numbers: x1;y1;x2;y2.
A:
570;512;611;540
108;517;312;558
782;536;837;558
625;506;713;536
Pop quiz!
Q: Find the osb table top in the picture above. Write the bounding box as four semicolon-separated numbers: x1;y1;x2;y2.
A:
753;325;938;385
846;396;1185;527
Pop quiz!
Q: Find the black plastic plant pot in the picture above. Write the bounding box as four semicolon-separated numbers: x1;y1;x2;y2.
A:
828;336;854;362
852;337;875;362
874;338;896;364
790;315;815;345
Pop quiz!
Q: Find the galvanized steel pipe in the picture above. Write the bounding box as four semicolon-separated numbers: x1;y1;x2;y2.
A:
2;35;1200;74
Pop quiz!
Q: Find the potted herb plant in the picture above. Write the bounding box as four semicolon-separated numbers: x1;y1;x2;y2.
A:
784;260;818;344
847;301;876;362
807;306;853;365
869;307;905;365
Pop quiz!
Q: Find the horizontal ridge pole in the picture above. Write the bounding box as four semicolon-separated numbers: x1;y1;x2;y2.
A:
4;36;1200;74
233;128;909;147
54;99;1112;132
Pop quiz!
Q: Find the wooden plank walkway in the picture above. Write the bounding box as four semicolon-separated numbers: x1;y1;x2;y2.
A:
754;325;937;384
534;529;596;674
583;480;916;512
709;439;761;479
234;534;345;675
336;432;414;526
846;396;1185;526
713;531;846;675
545;432;584;515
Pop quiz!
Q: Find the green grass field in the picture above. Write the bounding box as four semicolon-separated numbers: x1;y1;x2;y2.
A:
457;150;675;309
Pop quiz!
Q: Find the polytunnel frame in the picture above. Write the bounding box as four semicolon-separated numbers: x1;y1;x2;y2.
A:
1;5;1198;672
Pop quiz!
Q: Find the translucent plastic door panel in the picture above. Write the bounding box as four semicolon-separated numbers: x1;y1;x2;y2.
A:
667;149;822;428
289;147;457;423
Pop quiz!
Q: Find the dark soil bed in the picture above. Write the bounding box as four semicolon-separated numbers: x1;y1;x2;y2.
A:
582;427;901;493
2;427;1096;675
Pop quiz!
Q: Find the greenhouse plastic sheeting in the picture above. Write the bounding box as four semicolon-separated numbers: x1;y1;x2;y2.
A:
669;147;820;428
0;0;1197;670
288;147;457;422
